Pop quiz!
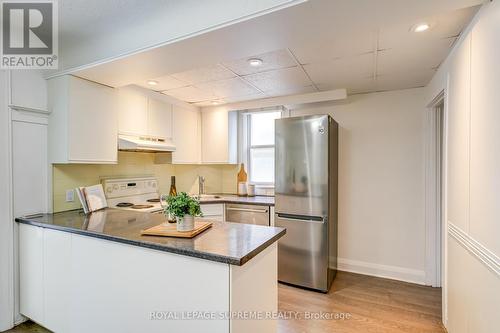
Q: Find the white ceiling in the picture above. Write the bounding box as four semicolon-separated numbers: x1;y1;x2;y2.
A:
71;0;483;106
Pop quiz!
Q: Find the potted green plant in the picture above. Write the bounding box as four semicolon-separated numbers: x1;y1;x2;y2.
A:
165;192;202;231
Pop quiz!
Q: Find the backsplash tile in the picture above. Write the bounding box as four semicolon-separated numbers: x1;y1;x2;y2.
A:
52;152;241;213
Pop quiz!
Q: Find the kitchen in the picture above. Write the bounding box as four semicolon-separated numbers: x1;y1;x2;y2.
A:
1;1;499;333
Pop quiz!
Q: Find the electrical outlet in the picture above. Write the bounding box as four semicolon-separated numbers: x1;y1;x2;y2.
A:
66;189;75;202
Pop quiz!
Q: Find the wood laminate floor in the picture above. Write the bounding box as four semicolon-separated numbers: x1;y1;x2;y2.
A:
278;271;444;333
6;272;444;333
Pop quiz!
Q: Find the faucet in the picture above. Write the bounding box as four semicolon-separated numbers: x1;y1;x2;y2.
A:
198;176;206;197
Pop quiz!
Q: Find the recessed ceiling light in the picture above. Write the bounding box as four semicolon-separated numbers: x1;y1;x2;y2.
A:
147;80;159;86
211;101;219;105
413;23;430;33
248;58;263;67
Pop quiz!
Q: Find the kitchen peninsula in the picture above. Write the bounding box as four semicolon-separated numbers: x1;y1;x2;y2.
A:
16;209;285;333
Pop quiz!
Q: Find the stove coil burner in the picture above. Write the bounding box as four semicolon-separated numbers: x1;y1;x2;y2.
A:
131;205;154;209
116;202;134;207
146;198;160;203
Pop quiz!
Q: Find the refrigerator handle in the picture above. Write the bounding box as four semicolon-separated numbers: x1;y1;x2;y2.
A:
276;213;326;223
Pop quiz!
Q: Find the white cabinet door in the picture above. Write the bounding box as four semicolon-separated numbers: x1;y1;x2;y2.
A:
148;98;172;139
68;77;118;163
12;118;48;216
118;87;148;136
19;224;44;324
172;105;200;164
48;75;119;164
43;229;71;333
201;110;237;164
10;70;47;111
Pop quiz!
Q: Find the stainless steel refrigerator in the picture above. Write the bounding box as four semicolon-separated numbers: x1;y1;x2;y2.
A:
275;114;338;292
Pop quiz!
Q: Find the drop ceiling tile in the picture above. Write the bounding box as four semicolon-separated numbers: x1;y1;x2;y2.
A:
171;64;235;84
194;99;226;107
316;78;377;95
224;92;266;103
303;52;374;87
290;30;375;65
265;85;317;97
195;77;259;98
378;6;479;50
137;75;188;91
243;66;311;93
377;38;454;75
375;69;436;91
162;86;216;103
222;49;297;76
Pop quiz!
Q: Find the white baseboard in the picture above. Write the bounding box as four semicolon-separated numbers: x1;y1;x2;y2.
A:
331;258;426;285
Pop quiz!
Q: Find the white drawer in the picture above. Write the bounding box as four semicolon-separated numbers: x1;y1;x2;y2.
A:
200;204;224;217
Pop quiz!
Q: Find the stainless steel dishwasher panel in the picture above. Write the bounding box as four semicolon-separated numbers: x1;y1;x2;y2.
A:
225;204;270;226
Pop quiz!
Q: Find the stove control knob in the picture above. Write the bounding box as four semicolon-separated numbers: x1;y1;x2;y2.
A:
106;186;112;193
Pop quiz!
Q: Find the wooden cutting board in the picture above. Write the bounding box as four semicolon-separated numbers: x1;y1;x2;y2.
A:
141;221;212;238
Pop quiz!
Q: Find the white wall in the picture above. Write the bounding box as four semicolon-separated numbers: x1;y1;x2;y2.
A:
0;71;13;330
425;2;500;332
203;87;428;284
292;89;427;283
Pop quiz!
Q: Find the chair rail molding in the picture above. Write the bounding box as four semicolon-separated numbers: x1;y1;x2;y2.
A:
447;222;500;277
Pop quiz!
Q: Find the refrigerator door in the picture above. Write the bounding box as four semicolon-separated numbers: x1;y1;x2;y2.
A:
275;213;329;291
275;115;329;217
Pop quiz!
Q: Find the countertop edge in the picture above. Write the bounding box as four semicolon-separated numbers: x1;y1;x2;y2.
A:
15;217;285;266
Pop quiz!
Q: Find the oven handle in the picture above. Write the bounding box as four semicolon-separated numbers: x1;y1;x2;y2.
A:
226;207;268;214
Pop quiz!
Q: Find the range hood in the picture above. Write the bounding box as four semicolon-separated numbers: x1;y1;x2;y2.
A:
118;135;176;152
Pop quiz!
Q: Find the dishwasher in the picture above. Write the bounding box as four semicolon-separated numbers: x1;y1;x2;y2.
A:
225;203;270;226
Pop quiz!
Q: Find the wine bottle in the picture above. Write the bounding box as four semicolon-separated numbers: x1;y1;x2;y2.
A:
169;176;177;197
237;163;248;196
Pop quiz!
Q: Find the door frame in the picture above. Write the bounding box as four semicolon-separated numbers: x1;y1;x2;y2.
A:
424;88;448;324
0;71;14;331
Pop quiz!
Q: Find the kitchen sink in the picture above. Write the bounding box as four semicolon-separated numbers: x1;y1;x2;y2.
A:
197;194;223;200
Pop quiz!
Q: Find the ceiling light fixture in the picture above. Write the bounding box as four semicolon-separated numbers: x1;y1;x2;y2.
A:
211;101;219;105
247;58;263;67
147;80;159;86
413;23;430;33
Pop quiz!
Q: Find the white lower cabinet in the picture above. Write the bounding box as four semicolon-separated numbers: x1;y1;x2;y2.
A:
200;203;225;222
18;224;44;324
18;224;278;333
43;229;71;332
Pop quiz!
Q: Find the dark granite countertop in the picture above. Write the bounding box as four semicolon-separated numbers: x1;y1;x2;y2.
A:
15;209;285;266
198;194;275;206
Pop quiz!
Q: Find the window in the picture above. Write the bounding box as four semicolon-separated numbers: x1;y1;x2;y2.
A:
245;110;282;185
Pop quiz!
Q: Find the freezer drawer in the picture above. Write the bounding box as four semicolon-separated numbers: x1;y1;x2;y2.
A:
225;204;270;226
275;213;329;291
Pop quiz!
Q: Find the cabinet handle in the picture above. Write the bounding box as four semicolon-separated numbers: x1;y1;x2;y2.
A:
226;207;268;214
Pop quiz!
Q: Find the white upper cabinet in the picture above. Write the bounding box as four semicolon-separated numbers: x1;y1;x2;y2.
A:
118;87;148;136
172;105;200;164
148;98;172;139
201;109;237;164
10;70;48;111
48;75;118;164
118;86;173;139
